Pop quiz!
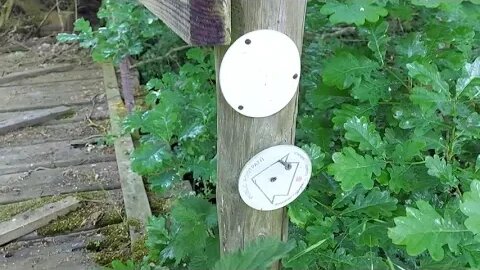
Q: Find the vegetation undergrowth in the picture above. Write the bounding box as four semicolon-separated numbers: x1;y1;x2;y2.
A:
59;0;480;269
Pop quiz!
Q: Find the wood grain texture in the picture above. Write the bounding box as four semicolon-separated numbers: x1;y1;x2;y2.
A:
0;196;81;246
102;63;151;242
0;106;72;135
0;140;116;175
138;0;231;45
215;0;307;260
0;79;104;113
0;64;74;85
0;162;120;204
0;228;101;270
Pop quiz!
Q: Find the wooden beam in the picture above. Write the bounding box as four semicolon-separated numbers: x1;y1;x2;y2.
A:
138;0;231;45
0;106;72;135
214;0;307;263
0;64;74;85
0;196;81;246
102;63;151;242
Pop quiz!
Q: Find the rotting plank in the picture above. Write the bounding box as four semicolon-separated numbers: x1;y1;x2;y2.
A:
0;106;72;135
0;102;108;127
0;63;74;85
0;68;103;87
0;79;104;113
103;63;151;241
0;229;101;270
0;196;81;246
139;0;231;45
0;140;116;175
0;120;107;147
0;162;120;204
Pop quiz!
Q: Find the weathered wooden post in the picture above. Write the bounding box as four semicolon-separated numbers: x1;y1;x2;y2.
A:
139;0;307;263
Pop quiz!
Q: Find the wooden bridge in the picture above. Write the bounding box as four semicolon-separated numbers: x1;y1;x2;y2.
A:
0;43;150;269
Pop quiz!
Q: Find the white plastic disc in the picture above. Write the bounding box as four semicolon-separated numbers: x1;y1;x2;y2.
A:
219;29;301;118
238;145;312;211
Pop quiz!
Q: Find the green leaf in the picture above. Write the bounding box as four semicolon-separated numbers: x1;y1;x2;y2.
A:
351;75;391;105
148;171;178;193
322;52;378;89
461;180;480;239
411;0;463;8
110;260;136;270
407;61;449;95
73;18;92;32
425;155;458;186
168;196;217;263
302;144;325;176
360;21;390;65
410;86;451;114
328;147;386;191
213;238;295;270
320;0;388;26
388;200;465;261
455;112;480;139
344;116;385;154
341;188;397;218
476;155;480;172
146;216;170;253
395;32;427;59
391;139;427;162
332;103;375;129
131;142;173;176
456;57;480;97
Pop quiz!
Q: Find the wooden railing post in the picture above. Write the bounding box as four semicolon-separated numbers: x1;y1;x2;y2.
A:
215;0;307;259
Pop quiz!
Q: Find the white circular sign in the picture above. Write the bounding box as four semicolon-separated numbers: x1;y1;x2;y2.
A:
239;145;312;211
219;29;301;118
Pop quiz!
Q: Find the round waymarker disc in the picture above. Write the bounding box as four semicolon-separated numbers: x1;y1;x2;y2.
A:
219;29;301;118
238;145;312;211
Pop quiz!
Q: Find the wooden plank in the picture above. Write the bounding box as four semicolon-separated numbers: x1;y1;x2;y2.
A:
0;120;107;147
0;162;121;204
0;106;72;135
0;140;116;175
0;79;104;113
102;63;151;241
214;0;307;261
139;0;231;45
0;64;74;85
0;68;102;87
0;197;81;246
0;229;100;270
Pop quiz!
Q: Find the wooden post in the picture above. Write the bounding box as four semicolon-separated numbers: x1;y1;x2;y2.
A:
215;0;307;257
138;0;307;263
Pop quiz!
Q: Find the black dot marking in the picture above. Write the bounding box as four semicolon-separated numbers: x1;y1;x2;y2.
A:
286;164;292;170
270;177;277;182
293;73;299;79
245;39;251;45
238;105;244;110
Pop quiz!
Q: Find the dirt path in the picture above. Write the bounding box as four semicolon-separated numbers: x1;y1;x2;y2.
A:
0;45;128;269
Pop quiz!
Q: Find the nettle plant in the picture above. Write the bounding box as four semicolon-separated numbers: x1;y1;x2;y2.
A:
289;0;480;269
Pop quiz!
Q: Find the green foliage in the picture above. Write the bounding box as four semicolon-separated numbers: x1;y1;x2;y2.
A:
57;0;179;64
213;239;295;270
126;48;217;194
388;200;466;261
292;0;480;268
320;0;388;26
